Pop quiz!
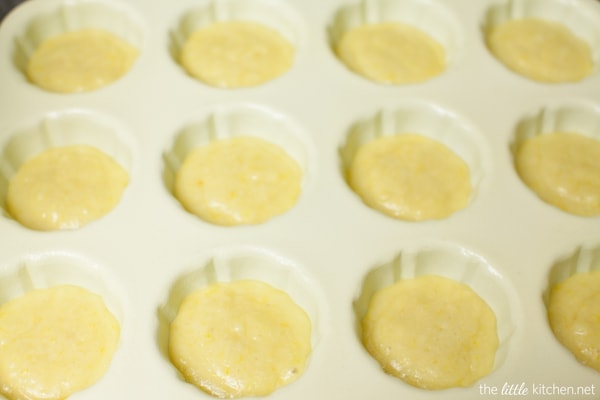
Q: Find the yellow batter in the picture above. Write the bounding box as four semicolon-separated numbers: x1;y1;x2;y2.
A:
0;285;120;400
168;280;312;398
27;28;138;93
348;133;472;221
362;275;498;390
547;269;600;372
335;21;446;84
6;144;129;231
486;18;594;83
180;21;294;88
174;136;302;226
515;132;600;216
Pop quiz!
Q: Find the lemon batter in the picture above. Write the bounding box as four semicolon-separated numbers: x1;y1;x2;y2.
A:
168;280;312;398
362;275;498;390
335;21;446;84
174;136;302;226
348;133;472;221
515;132;600;216
27;29;138;93
486;18;594;83
0;285;120;400
180;21;294;88
6;144;129;231
547;270;600;372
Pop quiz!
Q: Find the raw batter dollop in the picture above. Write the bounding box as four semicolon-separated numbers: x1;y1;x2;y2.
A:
362;275;498;389
515;132;600;216
174;136;302;226
180;21;294;88
168;280;312;398
6;144;129;231
335;21;446;84
0;285;120;400
348;133;472;221
27;28;138;93
486;18;594;83
547;269;600;372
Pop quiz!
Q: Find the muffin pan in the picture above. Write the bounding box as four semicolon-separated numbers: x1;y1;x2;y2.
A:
0;0;599;398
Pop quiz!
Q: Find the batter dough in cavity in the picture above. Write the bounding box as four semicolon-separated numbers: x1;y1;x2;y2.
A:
174;136;302;226
180;21;294;88
335;22;446;84
0;285;120;400
486;18;594;83
547;270;600;372
362;275;498;390
27;29;138;93
6;144;129;231
515;132;600;216
168;280;312;398
348;133;472;221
